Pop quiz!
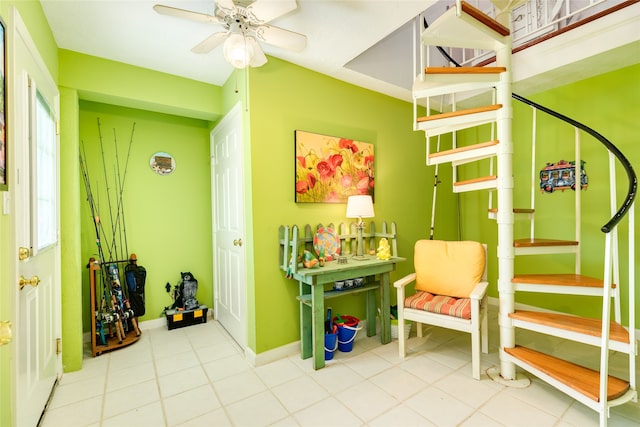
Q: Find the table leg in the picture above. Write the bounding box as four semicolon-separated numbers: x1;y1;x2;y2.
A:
299;281;312;359
365;289;376;337
312;282;325;369
380;272;391;344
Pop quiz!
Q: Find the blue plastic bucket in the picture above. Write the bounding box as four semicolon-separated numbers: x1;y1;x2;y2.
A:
334;315;361;352
324;332;338;360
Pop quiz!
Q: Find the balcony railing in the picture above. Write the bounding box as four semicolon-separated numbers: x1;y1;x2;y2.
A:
431;0;630;66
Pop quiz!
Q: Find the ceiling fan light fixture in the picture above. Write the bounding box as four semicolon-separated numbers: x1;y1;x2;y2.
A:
223;32;254;69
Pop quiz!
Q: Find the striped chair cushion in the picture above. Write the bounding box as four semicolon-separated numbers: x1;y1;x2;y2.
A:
404;291;472;320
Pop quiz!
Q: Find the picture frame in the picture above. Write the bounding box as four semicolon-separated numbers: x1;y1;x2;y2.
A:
295;130;374;203
0;17;6;191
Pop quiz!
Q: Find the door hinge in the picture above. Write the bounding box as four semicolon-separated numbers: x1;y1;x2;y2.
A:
56;338;62;355
56;120;60;136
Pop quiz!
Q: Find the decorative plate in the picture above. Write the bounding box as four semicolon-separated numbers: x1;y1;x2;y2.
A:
313;227;340;261
150;151;175;175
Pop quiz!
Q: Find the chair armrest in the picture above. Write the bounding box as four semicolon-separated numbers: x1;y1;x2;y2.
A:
394;273;416;289
469;280;489;300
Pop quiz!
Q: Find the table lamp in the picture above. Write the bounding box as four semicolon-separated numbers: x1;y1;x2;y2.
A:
346;195;375;260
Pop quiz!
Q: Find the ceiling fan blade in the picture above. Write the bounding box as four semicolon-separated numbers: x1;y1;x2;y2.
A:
191;32;228;54
153;4;220;24
254;25;306;52
245;0;298;24
248;38;268;67
214;0;238;16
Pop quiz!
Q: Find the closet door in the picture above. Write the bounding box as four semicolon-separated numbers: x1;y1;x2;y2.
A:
211;102;246;348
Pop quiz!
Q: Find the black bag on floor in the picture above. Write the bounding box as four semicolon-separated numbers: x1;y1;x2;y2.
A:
125;261;146;317
170;272;199;311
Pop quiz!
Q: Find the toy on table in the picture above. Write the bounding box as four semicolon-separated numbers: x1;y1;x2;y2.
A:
302;249;320;268
376;238;391;260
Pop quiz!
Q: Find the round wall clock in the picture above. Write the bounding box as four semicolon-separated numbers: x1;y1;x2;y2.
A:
150;151;175;175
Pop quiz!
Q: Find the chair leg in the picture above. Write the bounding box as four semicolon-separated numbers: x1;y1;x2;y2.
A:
416;322;423;338
481;310;488;354
471;327;481;380
397;292;406;358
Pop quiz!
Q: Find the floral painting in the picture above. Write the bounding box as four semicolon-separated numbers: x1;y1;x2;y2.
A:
295;130;374;203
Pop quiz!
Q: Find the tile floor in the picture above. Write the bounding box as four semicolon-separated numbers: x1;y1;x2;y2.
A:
41;306;640;426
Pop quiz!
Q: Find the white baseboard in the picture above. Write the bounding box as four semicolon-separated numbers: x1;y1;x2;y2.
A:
246;341;301;367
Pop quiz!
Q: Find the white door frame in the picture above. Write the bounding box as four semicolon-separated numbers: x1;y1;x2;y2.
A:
8;7;62;426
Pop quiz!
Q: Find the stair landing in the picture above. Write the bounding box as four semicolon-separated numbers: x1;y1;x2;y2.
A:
422;1;509;51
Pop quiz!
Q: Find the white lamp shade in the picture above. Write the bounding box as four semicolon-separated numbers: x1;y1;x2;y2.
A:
346;195;375;218
223;33;254;68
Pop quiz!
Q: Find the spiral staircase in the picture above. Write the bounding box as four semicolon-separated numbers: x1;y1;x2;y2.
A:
413;2;637;425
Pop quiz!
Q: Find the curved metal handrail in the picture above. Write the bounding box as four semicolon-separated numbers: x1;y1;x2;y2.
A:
428;33;637;233
511;93;637;233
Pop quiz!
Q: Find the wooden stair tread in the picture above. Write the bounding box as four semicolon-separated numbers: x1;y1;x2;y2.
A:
513;273;605;288
509;310;629;343
425;66;506;74
461;1;510;37
454;175;496;187
514;238;578;247
488;208;534;214
429;140;498;159
505;346;629;402
417;104;502;123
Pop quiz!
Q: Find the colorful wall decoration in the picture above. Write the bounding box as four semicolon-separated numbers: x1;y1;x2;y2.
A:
294;130;374;203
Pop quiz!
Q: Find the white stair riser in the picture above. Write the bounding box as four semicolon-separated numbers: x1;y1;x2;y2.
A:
514;246;579;256
453;179;497;193
509;319;632;353
428;145;498;166
416;110;499;136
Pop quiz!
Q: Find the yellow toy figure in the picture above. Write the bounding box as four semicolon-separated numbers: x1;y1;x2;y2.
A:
376;238;391;260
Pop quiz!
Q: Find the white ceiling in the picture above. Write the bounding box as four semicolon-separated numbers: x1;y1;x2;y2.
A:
41;0;439;102
40;0;640;107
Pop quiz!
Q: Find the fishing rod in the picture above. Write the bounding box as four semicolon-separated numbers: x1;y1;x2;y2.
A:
97;118;116;263
110;122;136;262
80;144;113;318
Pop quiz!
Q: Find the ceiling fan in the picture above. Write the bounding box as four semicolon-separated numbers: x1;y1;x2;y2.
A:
153;0;307;69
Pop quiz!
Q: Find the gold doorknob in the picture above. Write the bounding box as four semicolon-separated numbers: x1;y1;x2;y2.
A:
18;247;30;261
19;275;40;290
0;321;12;346
233;238;243;247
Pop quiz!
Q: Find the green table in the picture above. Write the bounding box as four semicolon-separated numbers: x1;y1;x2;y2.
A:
291;255;405;369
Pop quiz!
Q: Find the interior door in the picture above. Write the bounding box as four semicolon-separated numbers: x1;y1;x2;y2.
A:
211;102;246;348
10;8;61;427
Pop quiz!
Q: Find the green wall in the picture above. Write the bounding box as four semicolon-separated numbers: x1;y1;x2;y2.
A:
0;2;637;424
245;57;457;353
78;102;213;328
59;50;221;378
458;63;640;328
58;49;223;121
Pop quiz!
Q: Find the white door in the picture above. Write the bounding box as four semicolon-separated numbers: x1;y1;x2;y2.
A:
211;102;246;347
10;9;61;427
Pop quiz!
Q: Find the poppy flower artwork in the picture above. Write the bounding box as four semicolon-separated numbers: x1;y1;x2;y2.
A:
295;130;374;203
